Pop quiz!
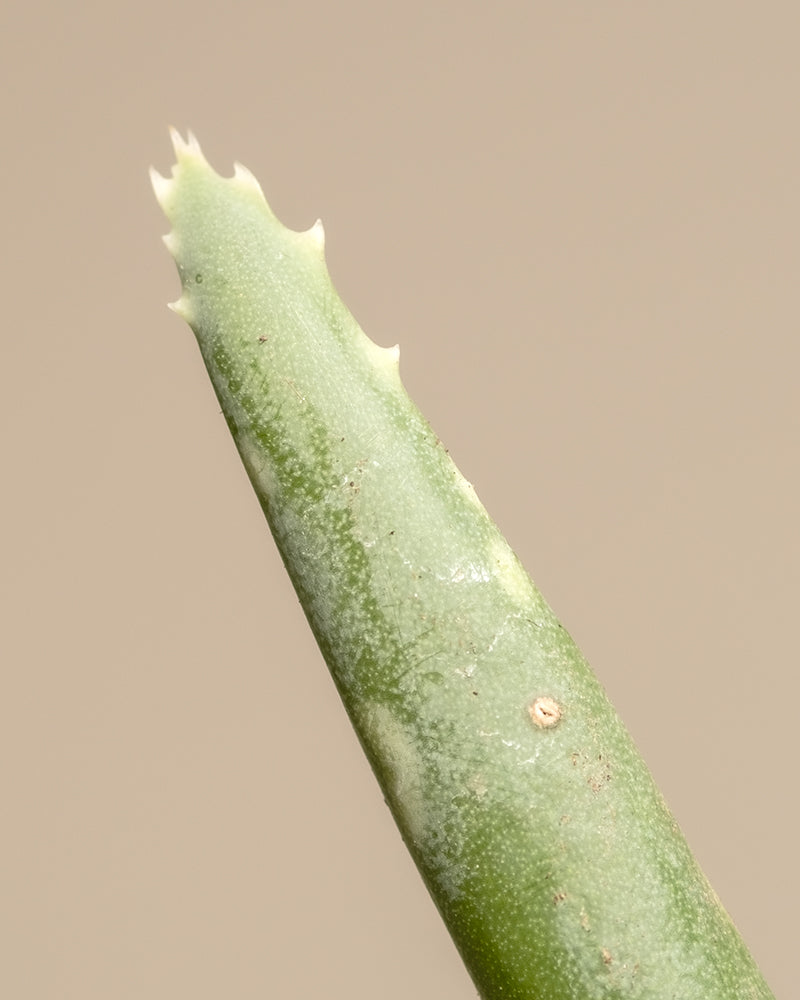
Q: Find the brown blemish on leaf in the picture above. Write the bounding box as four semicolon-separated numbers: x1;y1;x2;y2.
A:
528;696;561;728
570;749;612;792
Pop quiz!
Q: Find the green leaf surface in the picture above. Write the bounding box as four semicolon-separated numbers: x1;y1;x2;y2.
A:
152;131;774;1000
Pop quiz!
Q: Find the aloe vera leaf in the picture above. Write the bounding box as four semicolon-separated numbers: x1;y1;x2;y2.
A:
151;130;774;1000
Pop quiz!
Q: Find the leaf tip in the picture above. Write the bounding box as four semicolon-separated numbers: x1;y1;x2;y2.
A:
169;126;204;162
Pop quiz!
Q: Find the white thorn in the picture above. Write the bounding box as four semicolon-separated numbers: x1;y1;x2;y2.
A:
169;127;204;163
233;161;264;195
309;218;325;247
185;128;201;152
161;231;178;254
168;296;191;319
149;166;172;207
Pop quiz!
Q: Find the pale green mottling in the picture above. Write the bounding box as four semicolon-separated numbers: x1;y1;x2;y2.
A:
489;534;536;605
360;701;427;847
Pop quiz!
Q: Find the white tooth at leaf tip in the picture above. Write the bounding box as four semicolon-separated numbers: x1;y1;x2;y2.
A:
161;231;178;254
149;167;172;207
169;127;204;162
168;126;188;154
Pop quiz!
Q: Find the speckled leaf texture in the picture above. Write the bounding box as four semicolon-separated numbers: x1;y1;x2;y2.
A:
152;131;774;1000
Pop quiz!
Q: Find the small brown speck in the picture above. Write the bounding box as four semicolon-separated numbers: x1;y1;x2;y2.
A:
529;696;562;728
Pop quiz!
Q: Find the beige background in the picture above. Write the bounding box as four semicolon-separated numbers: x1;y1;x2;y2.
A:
2;3;796;997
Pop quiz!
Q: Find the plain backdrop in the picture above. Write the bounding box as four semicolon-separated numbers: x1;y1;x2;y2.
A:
2;3;796;997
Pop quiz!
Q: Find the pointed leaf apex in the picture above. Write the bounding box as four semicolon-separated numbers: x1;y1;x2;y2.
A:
169;127;204;162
